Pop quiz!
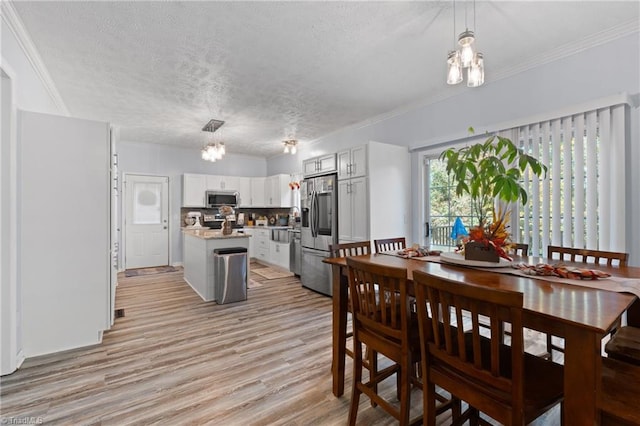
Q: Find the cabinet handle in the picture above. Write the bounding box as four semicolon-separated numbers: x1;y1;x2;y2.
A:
351;163;355;175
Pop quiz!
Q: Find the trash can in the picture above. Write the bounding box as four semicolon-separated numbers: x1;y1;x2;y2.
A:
213;247;247;304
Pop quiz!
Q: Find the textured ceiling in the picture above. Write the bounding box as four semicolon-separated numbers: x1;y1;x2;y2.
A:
9;1;640;158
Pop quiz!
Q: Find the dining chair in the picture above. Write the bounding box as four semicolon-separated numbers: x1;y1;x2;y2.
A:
512;243;529;257
547;245;628;266
345;257;420;425
329;241;375;373
600;357;640;425
374;237;407;253
546;246;629;359
413;269;564;425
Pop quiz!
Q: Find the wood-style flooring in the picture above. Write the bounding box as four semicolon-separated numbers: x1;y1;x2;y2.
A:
0;262;559;425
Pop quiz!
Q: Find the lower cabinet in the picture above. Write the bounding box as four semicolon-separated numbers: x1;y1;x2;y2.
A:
253;228;271;263
269;241;290;270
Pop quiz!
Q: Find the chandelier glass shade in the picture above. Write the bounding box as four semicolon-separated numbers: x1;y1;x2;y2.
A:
200;118;226;162
201;142;225;162
283;139;298;155
447;0;484;87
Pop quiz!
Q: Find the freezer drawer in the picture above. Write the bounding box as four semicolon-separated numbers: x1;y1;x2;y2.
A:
301;247;332;296
214;247;247;304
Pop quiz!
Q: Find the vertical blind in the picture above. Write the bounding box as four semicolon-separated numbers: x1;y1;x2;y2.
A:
508;104;627;256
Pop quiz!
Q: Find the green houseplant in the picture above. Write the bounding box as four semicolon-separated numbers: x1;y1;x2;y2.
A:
439;131;547;261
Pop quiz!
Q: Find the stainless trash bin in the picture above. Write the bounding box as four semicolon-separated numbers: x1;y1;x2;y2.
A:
213;247;247;304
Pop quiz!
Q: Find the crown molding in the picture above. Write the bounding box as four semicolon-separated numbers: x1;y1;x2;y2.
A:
1;1;69;115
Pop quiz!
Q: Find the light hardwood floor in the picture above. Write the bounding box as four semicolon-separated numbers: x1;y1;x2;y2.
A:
0;263;559;425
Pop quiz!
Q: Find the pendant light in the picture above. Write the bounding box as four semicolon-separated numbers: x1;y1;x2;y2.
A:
283;139;298;155
200;119;226;162
446;0;484;87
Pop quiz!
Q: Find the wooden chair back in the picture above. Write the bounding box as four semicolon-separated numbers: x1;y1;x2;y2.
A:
329;241;371;258
413;269;527;424
600;357;640;425
547;245;628;266
374;237;407;253
512;243;529;257
346;257;415;424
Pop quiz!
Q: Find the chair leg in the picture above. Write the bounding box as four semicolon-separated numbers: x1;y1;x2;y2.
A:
348;340;363;426
399;357;411;425
425;380;437;426
369;348;378;407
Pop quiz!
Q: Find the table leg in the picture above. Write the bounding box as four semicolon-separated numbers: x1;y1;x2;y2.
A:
563;327;602;424
332;264;348;397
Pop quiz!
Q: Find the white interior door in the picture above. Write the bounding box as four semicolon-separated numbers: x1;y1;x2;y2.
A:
125;175;169;269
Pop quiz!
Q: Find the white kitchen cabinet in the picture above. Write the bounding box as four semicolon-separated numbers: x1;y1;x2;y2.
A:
303;153;337;177
265;174;292;207
338;177;368;242
243;229;254;257
237;177;252;207
253;228;270;262
251;177;266;207
338;141;410;244
206;175;239;191
338;145;367;180
183;174;207;207
269;241;290;270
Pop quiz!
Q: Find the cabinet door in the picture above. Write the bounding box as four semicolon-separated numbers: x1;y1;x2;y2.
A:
244;229;254;258
337;180;353;241
223;176;239;191
183;174;207;207
265;176;276;206
303;158;319;176
337;149;351;180
269;241;290;269
350;177;369;241
272;174;291;208
206;175;224;190
350;145;367;178
251;177;266;207
237;177;252;207
318;154;337;174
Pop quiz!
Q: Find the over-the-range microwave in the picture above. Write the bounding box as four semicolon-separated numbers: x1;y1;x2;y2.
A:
206;190;239;209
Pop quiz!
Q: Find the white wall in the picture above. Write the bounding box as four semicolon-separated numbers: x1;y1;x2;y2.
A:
1;8;66;373
117;141;268;266
267;33;640;266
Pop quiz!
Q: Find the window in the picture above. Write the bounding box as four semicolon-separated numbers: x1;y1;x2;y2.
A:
423;103;627;256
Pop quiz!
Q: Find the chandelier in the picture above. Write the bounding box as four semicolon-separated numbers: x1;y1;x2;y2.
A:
201;119;226;162
446;0;484;87
283;139;298;155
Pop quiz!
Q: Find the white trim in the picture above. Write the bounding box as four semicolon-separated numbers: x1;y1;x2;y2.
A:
0;58;21;375
409;93;634;152
1;1;69;116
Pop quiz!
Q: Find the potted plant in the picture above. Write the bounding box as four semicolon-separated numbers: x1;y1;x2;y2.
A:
439;130;547;262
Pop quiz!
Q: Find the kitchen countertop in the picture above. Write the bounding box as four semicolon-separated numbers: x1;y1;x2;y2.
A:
242;225;292;230
183;229;251;239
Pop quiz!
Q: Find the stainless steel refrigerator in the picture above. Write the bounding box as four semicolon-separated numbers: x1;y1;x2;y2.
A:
301;173;338;296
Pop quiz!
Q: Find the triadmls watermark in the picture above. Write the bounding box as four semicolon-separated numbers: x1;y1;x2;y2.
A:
0;417;44;425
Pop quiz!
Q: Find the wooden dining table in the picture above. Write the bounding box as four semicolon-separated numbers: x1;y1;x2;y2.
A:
324;253;640;425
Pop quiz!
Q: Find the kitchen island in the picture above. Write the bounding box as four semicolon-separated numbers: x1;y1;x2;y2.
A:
182;229;251;302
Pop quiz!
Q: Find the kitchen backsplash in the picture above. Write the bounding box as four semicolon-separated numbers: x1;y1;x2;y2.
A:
180;207;292;227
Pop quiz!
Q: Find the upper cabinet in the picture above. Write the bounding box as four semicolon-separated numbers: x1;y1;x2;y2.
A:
237;177;252;207
303;153;337;177
250;177;266;207
265;174;292;208
183;173;293;208
183;174;207;207
337;145;367;180
206;175;239;191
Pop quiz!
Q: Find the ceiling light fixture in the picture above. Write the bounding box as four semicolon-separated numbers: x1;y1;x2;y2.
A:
201;119;226;162
447;0;484;87
283;139;298;155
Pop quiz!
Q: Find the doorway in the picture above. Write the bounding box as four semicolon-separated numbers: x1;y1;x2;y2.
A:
124;174;169;269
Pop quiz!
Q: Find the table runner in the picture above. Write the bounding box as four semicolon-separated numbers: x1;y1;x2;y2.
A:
381;251;640;298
